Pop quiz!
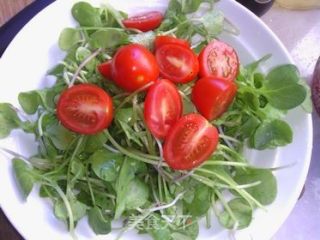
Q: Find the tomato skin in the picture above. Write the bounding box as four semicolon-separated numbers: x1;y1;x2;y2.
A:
112;44;159;92
57;84;113;135
192;77;237;121
154;36;190;49
163;114;219;170
144;79;182;139
156;44;199;84
122;11;163;32
199;40;239;81
98;60;112;80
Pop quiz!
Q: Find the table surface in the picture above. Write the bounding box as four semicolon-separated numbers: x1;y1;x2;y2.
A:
0;1;319;240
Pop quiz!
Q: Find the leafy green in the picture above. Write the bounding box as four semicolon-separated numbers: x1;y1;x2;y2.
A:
253;119;293;150
218;198;252;229
90;149;123;182
234;169;277;205
71;2;102;27
263;65;307;110
54;199;88;222
125;179;149;209
0;103;23;138
13;159;35;199
185;184;211;217
88;207;112;235
114;157;136;219
89;29;128;49
58;28;82;51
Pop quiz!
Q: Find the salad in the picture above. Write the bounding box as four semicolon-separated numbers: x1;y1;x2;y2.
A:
0;0;311;240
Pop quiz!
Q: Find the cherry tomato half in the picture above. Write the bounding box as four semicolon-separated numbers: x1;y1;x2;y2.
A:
156;44;199;84
154;36;190;50
163;114;219;170
112;44;159;92
98;60;112;80
57;84;113;135
122;11;163;32
144;79;182;139
192;77;237;121
199;40;239;81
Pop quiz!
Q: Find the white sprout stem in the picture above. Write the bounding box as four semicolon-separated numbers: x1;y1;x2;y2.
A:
219;134;241;144
37;111;47;137
203;161;249;167
0;147;28;160
174;170;195;182
218;126;234;149
103;144;120;153
115;81;155;111
214;189;239;229
148;192;185;212
214;181;262;190
69;48;103;87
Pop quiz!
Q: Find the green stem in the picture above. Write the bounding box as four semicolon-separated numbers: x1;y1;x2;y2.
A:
104;130;166;166
214;189;239;228
194;169;264;209
202;161;250;167
115;81;154;111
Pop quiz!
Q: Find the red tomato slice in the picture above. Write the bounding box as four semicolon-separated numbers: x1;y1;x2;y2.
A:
144;79;182;139
112;44;159;92
163;114;219;170
199;40;239;81
122;11;163;32
57;84;113;135
154;36;190;49
192;77;237;121
156;44;199;84
98;60;112;80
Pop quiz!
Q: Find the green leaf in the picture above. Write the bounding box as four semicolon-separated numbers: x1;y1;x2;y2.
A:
173;217;199;240
115;108;133;123
185;184;211;217
239;115;260;139
88;207;111;235
253;119;292;150
148;215;173;240
46;123;76;150
58;28;82;51
18;91;41;114
234;168;277;205
71;2;102;27
84;132;108;153
13;159;35;199
218;198;252;230
128;31;156;50
263;64;307;110
54;199;88;222
114;157;136;219
299;79;313;113
181;0;202;14
125;179;149;210
47;64;65;77
75;47;98;71
200;9;224;39
90;149;123;182
89;29;128;49
0;103;21;138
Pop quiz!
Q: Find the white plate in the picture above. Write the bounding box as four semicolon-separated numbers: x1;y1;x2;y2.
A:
0;0;313;240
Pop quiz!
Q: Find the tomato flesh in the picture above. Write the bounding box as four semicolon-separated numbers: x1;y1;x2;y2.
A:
163;114;219;170
112;44;159;92
154;36;190;49
156;44;199;84
144;79;182;139
122;11;163;32
57;84;113;134
192;77;237;121
199;40;239;81
98;60;112;80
